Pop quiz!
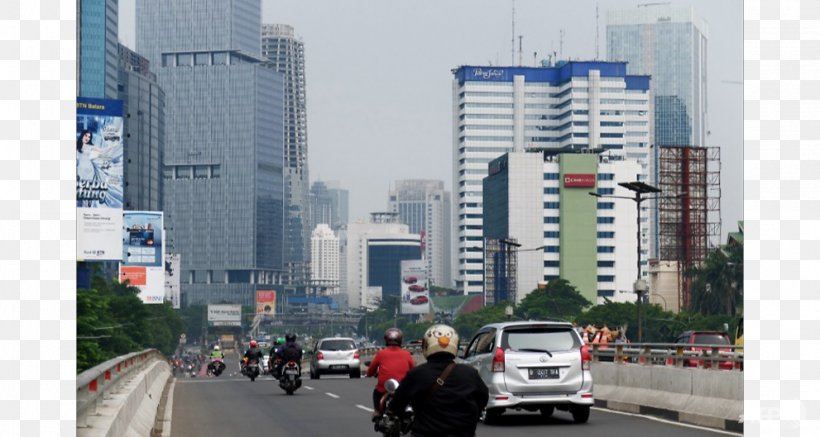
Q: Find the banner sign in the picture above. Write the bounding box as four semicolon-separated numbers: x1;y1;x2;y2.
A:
208;304;242;326
122;211;163;267
563;173;596;188
119;265;165;304
164;253;181;309
256;290;276;318
76;97;125;261
400;260;430;315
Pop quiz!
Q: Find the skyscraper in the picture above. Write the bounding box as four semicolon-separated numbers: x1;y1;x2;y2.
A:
78;0;119;98
452;62;651;296
310;180;349;232
310;224;339;295
136;0;285;306
118;43;165;212
388;179;452;288
607;4;708;149
262;24;311;290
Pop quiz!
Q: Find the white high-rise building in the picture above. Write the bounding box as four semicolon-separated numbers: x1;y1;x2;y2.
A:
338;213;420;309
388;180;452;289
310;224;339;294
452;62;652;296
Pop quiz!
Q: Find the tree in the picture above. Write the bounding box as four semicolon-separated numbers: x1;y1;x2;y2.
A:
452;304;509;341
688;243;743;316
516;279;592;322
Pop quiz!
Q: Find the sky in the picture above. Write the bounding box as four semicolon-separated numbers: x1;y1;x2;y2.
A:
119;0;742;241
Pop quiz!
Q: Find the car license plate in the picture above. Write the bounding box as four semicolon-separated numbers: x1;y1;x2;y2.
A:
528;367;559;379
330;365;348;369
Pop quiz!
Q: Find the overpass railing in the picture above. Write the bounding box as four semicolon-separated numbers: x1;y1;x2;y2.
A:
587;342;744;370
76;349;167;428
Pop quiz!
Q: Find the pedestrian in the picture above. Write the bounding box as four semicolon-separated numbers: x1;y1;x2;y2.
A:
388;324;488;437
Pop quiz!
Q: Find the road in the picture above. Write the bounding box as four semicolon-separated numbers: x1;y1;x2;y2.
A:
170;354;737;437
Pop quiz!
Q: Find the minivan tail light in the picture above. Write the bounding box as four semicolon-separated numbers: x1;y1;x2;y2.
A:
317;351;324;361
354;351;360;359
580;345;591;370
492;347;505;372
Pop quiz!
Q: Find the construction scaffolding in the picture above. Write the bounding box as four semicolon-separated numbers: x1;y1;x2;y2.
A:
483;238;518;306
657;146;721;311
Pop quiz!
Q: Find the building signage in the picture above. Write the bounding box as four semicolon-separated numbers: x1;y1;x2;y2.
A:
207;304;242;326
471;68;505;80
563;173;596;188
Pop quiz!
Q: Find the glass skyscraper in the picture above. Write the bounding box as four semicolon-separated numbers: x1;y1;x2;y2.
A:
136;0;285;306
607;5;708;148
78;0;118;98
262;24;311;290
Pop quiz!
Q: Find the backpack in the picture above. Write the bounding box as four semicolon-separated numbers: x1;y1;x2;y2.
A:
282;343;301;362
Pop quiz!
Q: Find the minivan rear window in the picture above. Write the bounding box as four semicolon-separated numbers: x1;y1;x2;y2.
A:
320;340;356;351
501;327;577;352
693;334;729;345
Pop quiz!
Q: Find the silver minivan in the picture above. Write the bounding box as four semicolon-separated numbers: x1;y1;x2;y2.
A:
460;321;593;423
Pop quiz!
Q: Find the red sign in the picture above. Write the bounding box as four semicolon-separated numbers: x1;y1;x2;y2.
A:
563;173;596;188
120;266;147;286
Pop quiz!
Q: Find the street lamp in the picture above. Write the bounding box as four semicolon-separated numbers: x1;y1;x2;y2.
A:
590;181;669;343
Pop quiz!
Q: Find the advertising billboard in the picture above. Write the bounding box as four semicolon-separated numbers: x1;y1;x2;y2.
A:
76;97;124;261
122;211;163;267
208;304;242;327
119;265;165;304
164;253;181;309
256;290;276;318
400;260;430;315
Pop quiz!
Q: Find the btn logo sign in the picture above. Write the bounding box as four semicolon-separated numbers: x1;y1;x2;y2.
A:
563;174;596;188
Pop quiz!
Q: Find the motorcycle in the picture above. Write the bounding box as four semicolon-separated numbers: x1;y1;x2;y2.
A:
242;358;260;382
278;360;302;395
207;358;225;377
373;378;413;437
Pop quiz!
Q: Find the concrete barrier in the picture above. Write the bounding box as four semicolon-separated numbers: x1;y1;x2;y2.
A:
77;360;171;437
591;362;743;433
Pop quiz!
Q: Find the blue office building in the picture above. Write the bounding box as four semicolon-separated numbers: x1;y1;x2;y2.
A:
137;0;285;306
78;0;119;98
367;239;422;300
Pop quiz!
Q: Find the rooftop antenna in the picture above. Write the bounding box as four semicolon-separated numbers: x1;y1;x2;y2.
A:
559;28;565;61
511;0;516;65
518;35;523;66
533;51;537;67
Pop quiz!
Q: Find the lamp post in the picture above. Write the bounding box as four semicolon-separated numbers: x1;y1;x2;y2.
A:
590;181;665;343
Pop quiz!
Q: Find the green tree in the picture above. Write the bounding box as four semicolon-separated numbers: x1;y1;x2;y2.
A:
452;303;509;340
516;279;592;321
688;243;743;316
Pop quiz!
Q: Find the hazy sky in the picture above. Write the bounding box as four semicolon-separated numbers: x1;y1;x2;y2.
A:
120;0;742;240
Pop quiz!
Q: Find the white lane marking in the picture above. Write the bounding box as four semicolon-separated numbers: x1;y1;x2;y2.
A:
303;386;314;390
591;407;742;436
356;404;374;413
326;392;340;399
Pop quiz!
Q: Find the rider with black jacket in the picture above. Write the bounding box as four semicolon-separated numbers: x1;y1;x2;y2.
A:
388;324;488;437
243;340;264;373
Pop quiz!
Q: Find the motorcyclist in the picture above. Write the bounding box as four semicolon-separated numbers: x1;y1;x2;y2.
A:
388;324;488;437
208;344;225;375
269;337;285;375
242;340;264;374
274;333;303;379
366;328;415;418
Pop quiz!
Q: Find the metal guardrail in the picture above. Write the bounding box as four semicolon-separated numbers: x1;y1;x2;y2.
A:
76;349;167;428
587;342;744;370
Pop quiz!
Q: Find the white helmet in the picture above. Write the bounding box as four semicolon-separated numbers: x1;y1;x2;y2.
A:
422;324;459;358
213;345;220;351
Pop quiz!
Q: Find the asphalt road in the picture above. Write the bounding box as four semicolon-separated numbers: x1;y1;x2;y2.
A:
170;354;739;437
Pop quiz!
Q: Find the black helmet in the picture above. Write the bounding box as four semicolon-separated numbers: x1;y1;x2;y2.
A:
384;328;403;346
285;333;296;343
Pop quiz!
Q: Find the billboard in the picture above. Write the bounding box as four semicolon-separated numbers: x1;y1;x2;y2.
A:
77;97;124;261
563;173;596;188
256;290;276;318
122;211;163;267
208;304;242;327
164;253;181;309
400;260;430;315
120;265;165;304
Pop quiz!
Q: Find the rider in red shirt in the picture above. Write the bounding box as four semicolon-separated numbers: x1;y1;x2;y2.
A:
366;328;415;417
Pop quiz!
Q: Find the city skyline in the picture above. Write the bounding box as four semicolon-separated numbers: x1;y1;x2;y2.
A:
119;0;742;240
